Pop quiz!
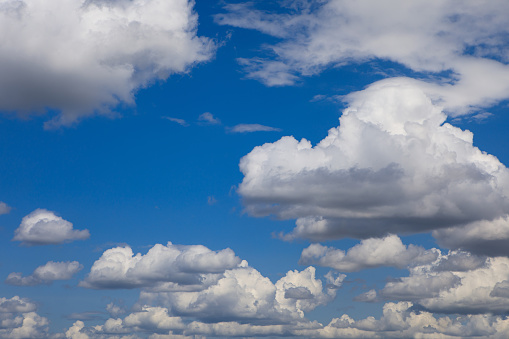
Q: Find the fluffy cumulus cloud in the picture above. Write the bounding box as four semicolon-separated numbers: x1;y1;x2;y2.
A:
217;0;509;115
354;252;509;316
237;78;509;253
296;301;509;338
139;264;342;325
13;209;90;246
300;235;438;272
80;242;241;290
0;296;49;339
0;0;214;128
6;261;83;286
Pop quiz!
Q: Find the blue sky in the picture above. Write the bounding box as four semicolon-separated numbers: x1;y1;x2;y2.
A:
2;1;509;338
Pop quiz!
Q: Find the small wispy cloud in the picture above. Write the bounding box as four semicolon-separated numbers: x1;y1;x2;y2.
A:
207;196;217;205
199;112;221;125
163;116;189;126
229;124;281;133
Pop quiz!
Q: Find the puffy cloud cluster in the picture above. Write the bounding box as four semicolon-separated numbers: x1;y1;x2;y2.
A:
80;242;241;290
139;264;342;324
218;0;509;115
355;252;509;315
300;235;438;272
298;301;509;338
238;79;509;253
0;0;214;128
0;296;49;339
6;261;83;286
13;209;90;246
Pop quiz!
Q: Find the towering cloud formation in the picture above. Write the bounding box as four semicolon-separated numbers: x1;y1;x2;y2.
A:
238;78;509;253
0;0;214;128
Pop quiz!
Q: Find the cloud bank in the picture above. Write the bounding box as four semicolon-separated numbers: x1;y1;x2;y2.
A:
0;0;214;128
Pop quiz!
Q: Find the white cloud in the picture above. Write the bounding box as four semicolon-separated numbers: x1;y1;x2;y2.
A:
0;296;49;339
0;296;36;313
80;242;241;290
229;124;281;133
198;112;221;125
299;235;438;272
13;209;90;246
357;253;509;315
237;79;509;249
139;264;342;324
0;201;10;215
297;301;509;338
433;215;509;256
218;1;509;115
0;0;214;128
5;261;83;286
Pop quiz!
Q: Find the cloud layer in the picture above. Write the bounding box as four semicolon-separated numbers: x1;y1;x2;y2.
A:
0;0;214;128
13;209;90;246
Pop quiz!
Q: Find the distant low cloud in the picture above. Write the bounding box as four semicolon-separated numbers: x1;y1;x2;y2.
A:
13;209;90;246
6;261;83;286
299;235;438;272
0;201;10;215
230;124;281;133
198;112;221;125
0;0;215;128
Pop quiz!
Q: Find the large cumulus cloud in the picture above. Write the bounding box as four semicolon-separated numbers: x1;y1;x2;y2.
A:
238;78;509;254
0;0;214;128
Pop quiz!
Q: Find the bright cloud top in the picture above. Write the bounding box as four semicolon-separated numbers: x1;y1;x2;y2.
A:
238;78;509;251
0;0;214;128
218;0;509;115
5;261;83;286
13;209;90;246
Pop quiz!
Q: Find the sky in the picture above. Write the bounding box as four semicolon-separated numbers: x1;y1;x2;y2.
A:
2;0;509;338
